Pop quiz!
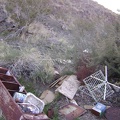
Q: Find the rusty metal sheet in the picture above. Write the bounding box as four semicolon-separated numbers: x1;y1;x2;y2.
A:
2;81;20;90
0;67;48;120
59;103;86;120
0;80;23;120
0;67;8;74
0;74;16;82
0;82;49;120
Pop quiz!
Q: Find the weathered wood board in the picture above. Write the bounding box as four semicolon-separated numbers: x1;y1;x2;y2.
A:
55;75;80;99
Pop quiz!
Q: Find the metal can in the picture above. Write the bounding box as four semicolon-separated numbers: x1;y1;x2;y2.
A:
13;92;26;103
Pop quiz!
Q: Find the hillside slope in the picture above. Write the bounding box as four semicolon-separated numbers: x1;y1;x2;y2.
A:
0;0;120;82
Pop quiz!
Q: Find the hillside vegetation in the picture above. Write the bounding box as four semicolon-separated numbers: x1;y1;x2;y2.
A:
0;0;120;84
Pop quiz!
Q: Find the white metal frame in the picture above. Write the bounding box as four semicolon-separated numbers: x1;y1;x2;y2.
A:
79;66;120;102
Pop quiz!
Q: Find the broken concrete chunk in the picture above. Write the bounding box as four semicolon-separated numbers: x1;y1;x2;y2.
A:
55;75;80;100
40;90;55;105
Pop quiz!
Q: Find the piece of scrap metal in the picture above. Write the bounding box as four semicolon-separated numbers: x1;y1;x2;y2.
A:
59;103;86;120
0;67;47;120
55;75;80;100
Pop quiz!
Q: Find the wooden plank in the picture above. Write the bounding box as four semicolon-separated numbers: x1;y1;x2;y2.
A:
55;76;70;87
55;75;80;100
49;75;68;88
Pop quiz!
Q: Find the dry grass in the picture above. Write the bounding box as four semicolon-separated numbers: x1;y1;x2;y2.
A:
9;46;55;83
0;0;120;83
0;41;20;65
5;0;54;26
0;22;74;84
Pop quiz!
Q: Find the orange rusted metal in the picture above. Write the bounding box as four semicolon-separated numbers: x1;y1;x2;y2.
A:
0;67;49;120
0;80;23;120
0;67;23;120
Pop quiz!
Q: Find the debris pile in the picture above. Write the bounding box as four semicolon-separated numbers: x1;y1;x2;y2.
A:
0;67;48;120
0;66;120;120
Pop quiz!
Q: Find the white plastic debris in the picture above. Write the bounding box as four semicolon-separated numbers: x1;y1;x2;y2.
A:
19;86;25;92
24;93;45;113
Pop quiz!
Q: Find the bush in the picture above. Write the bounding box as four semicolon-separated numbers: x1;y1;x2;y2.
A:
9;46;55;83
0;41;20;66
